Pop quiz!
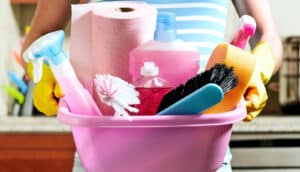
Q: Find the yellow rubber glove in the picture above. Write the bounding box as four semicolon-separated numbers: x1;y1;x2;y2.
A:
244;41;275;121
27;62;63;116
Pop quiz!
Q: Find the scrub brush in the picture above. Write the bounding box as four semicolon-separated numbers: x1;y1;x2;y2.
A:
157;64;238;114
94;74;140;119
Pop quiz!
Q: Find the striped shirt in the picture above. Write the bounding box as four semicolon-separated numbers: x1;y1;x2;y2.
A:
98;0;229;70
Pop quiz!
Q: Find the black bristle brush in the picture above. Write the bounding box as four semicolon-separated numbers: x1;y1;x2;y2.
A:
157;64;238;113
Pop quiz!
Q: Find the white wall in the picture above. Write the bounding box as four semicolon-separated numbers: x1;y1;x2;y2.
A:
0;0;22;116
270;0;300;38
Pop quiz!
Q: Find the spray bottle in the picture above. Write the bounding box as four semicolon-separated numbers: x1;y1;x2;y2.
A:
23;30;101;116
230;15;256;49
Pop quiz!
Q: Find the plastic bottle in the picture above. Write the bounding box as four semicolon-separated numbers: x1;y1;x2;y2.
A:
133;61;171;115
23;30;102;116
129;12;200;87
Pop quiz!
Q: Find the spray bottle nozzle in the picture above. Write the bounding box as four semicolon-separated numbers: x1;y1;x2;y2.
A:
22;30;66;83
238;15;256;35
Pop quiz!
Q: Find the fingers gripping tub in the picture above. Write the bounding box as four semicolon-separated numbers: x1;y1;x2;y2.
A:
58;99;246;172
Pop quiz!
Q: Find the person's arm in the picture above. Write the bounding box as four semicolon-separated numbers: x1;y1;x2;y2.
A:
20;0;79;115
244;0;283;73
21;0;79;57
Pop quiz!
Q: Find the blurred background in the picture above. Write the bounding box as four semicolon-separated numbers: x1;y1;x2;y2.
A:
1;0;300;171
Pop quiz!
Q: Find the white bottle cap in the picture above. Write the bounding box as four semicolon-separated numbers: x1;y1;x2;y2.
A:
141;61;159;77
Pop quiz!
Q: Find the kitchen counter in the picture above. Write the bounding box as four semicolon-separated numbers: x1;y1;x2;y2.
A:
0;116;70;133
232;116;300;141
233;116;300;133
1;115;300;133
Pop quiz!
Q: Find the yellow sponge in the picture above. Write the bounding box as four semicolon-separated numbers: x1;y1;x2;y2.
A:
204;43;256;114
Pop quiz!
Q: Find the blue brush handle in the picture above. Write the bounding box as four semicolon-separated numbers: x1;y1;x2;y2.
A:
157;83;224;115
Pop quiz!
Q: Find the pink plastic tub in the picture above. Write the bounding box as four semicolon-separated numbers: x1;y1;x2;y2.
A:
58;100;246;172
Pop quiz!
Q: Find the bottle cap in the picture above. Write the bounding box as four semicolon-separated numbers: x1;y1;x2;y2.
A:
154;12;177;42
141;61;159;77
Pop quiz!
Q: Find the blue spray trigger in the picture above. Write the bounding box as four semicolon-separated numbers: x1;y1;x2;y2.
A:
31;30;66;65
23;30;67;83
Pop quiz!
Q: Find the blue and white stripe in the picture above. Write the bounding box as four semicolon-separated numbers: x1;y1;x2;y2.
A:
149;0;228;70
101;0;228;70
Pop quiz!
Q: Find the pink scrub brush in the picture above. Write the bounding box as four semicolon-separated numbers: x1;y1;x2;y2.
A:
230;15;256;49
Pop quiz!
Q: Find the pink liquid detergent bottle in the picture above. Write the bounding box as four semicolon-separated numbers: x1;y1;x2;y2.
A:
134;61;171;115
129;12;200;87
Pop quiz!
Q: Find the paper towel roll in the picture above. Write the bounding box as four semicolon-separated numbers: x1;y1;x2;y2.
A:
70;2;157;115
91;1;157;81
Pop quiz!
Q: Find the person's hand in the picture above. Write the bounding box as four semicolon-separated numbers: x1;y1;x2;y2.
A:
244;42;275;121
27;62;63;116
